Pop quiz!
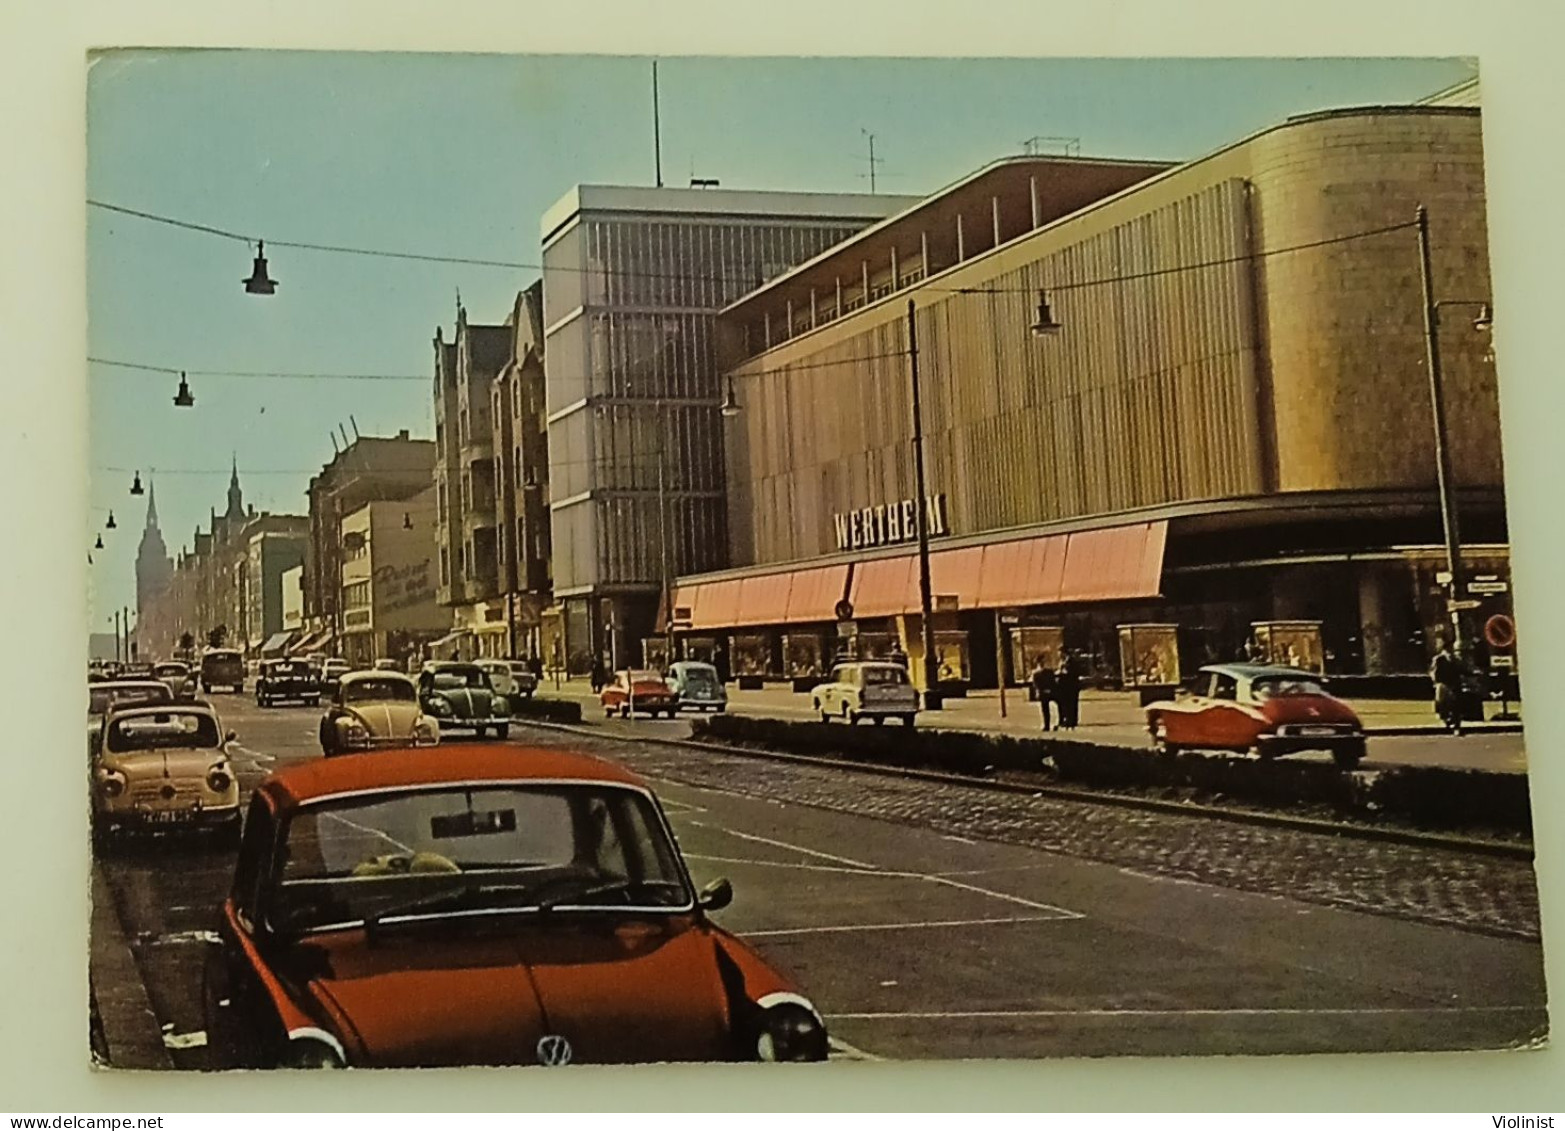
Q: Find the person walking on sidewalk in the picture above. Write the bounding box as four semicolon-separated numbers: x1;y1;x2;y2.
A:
1430;640;1465;735
1030;657;1057;731
1054;651;1082;730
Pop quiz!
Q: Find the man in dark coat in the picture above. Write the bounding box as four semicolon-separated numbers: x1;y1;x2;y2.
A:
590;654;607;693
1430;641;1465;735
1029;657;1057;731
1054;652;1082;730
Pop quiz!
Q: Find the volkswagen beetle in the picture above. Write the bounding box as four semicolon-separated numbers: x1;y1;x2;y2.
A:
417;662;510;739
1144;663;1367;767
202;746;830;1068
318;671;439;756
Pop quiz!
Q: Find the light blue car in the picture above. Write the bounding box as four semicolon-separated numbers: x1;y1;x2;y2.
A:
666;661;728;713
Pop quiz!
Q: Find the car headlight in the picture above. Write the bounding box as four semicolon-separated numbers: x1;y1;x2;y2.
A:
97;770;127;798
282;1034;345;1070
206;766;232;793
754;999;828;1063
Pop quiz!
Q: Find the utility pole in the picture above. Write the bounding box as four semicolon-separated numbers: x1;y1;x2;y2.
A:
907;299;940;709
1416;205;1467;659
657;398;672;667
652;61;663;189
861;130;883;194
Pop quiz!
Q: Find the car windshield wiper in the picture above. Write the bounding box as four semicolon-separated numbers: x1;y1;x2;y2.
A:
365;880;531;933
533;876;686;913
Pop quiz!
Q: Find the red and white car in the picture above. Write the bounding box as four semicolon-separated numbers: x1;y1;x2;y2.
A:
600;670;680;719
1144;664;1367;767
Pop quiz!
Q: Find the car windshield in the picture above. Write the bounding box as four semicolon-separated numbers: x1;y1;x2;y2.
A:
862;666;908;686
432;668;488;689
269;662;310;676
106;711;222;753
270;785;692;933
153;664;187;677
90;683;173;715
343;678;417;703
629;671;662;685
1250;675;1328;700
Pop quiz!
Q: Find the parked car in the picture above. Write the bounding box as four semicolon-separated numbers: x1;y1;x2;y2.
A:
91;702;241;847
373;659;402;672
202;745;829;1068
475;658;540;706
318;657;352;696
813;662;919;726
417;662;511;739
508;659;540;700
256;658;322;708
600;670;679;719
151;661;193;701
200;649;246;693
88;679;177;757
665;661;728;713
1144;664;1367;767
318;671;440;756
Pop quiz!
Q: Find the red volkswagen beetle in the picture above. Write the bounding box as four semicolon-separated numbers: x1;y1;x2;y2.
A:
1144;664;1367;767
599;669;679;719
203;745;829;1068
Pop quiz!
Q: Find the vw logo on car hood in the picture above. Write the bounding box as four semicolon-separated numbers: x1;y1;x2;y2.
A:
536;1034;573;1067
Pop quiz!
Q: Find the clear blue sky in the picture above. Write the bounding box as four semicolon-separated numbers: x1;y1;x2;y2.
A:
86;52;1473;630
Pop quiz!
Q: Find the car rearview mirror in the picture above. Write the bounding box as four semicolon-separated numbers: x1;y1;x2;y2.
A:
697;877;733;912
225;730;237;744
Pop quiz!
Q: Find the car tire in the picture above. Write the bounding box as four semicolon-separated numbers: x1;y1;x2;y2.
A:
872;715;884;726
474;726;487;739
621;705;630;719
203;682;212;694
495;724;510;740
211;816;242;850
604;707;614;718
901;714;915;727
815;699;828;723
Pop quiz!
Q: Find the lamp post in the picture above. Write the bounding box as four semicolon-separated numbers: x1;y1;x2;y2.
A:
1416;204;1494;662
906;299;940;709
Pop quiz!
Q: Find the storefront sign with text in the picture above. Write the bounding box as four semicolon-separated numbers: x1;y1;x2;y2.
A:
832;494;949;552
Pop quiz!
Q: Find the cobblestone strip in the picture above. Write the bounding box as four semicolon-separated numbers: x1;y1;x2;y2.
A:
531;726;1542;941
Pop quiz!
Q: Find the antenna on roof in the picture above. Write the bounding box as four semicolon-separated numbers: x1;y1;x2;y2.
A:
330;431;339;454
1022;135;1082;157
349;415;361;440
652;60;664;189
860;129;883;194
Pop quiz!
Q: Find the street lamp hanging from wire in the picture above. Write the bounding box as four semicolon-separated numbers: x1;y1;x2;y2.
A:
174;371;195;407
244;240;278;295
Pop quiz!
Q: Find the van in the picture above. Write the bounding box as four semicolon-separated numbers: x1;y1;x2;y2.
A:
200;649;246;693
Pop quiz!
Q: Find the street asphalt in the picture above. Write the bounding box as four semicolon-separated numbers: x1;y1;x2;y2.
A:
90;691;1548;1068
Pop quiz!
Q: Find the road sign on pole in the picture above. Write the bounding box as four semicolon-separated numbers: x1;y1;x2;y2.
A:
1448;599;1482;611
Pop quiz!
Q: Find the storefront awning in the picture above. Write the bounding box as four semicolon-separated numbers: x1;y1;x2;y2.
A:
428;628;471;651
287;629;330;656
259;631;295;656
783;564;851;623
849;555;917;619
733;572;794;627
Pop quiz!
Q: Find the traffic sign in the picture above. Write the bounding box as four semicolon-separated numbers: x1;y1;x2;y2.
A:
999;615;1021;627
1490;655;1515;669
834;599;854;621
1448;599;1482;611
1485;613;1517;649
1468;581;1509;595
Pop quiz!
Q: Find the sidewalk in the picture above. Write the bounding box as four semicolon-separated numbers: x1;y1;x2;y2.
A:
90;862;170;1069
540;677;1521;742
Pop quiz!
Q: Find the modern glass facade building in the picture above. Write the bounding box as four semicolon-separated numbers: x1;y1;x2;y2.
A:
540;185;914;672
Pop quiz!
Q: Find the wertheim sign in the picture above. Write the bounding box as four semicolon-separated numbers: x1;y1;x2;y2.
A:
833;494;949;552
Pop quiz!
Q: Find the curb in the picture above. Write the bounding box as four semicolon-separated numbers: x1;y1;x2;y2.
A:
512;715;1535;862
1365;724;1525;737
90;862;172;1069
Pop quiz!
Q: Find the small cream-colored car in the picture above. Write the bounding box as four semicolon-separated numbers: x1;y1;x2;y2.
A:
91;703;241;847
318;670;439;756
812;662;919;726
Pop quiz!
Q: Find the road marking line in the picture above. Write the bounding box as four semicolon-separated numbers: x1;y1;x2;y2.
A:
146;930;220;946
824;1005;1545;1021
923;874;1084;918
828;1036;885;1062
683;853;884;876
686;822;878;870
942;834;975;845
746;915;1073;938
161;1029;208;1049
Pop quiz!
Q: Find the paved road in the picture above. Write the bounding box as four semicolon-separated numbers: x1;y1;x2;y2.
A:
542;679;1528;773
91;691;1547;1067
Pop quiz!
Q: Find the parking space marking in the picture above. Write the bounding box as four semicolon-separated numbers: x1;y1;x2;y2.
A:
684;822;878;870
924;874;1084;918
825;1005;1543;1021
828;1036;885;1062
683;853;883;877
746;914;1075;938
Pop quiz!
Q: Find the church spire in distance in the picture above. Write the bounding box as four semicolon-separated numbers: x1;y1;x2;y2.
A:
225;452;245;521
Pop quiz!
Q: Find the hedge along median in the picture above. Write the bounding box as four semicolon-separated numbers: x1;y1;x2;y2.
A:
506;695;583;724
687;714;1532;835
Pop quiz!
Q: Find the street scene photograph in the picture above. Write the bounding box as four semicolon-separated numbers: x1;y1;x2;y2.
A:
82;50;1548;1070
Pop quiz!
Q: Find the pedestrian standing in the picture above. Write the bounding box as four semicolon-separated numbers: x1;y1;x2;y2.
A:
714;643;731;684
590;654;607;694
1430;640;1464;735
1055;652;1082;730
1029;657;1057;731
888;643;909;669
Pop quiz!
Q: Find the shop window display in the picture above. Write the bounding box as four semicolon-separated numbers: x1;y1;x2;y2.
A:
1009;625;1065;686
1117;623;1180;688
680;636;717;664
783;634;825;690
856;632;897;662
641;636;671;672
729;634;772;679
932;630;971;685
1251;621;1324;674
